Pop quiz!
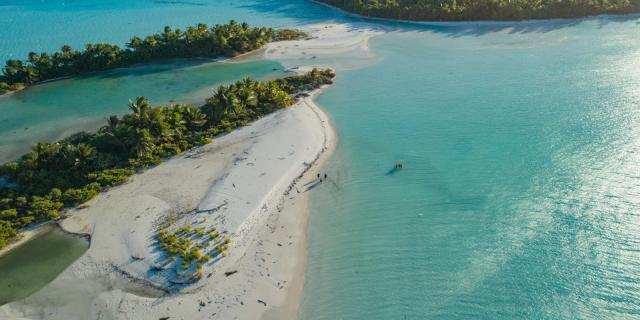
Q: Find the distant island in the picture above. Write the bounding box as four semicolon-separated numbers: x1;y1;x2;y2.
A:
0;68;335;249
315;0;640;21
0;21;307;94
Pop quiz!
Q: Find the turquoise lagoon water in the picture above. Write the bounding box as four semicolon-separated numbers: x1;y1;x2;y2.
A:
0;59;284;163
304;19;640;319
1;1;640;318
0;0;349;163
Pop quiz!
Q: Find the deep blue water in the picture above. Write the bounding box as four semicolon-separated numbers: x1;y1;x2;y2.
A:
1;1;639;319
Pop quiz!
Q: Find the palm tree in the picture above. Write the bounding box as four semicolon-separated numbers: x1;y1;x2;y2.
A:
3;60;25;83
132;128;156;157
205;87;240;122
127;36;143;49
23;65;39;84
184;106;207;131
238;87;258;108
99;116;127;153
128;96;150;124
34;53;52;79
142;107;167;137
28;52;39;63
241;77;258;90
143;36;158;51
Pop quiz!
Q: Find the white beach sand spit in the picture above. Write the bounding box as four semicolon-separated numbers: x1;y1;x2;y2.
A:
0;22;380;320
0;90;335;320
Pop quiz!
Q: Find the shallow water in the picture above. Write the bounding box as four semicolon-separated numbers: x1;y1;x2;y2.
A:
303;18;640;319
0;59;283;163
1;1;640;319
0;226;88;306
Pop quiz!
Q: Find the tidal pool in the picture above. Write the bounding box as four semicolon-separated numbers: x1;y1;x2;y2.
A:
0;226;88;306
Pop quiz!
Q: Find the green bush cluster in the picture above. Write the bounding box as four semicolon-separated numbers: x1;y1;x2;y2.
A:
318;0;640;21
0;68;336;249
157;225;230;276
0;20;308;93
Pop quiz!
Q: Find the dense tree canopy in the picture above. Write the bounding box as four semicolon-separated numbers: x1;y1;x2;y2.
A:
0;68;335;249
317;0;640;21
0;21;308;94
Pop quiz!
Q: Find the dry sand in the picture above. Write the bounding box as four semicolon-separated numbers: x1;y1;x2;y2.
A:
0;91;334;320
0;22;382;320
264;22;384;71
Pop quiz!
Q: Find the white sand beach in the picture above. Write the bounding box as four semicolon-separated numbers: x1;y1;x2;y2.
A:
0;22;381;320
0;90;334;320
264;22;384;71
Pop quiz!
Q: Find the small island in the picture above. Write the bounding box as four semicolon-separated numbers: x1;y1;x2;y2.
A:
0;68;335;250
315;0;640;21
0;20;307;94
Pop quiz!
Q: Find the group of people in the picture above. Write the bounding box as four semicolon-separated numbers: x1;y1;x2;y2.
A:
317;173;328;182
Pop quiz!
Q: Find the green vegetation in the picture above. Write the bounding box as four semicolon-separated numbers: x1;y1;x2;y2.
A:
0;68;336;249
316;0;640;21
157;224;230;280
0;21;308;94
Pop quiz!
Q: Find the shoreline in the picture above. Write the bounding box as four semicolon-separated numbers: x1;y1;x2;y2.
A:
0;22;370;319
263;22;384;72
309;0;640;26
0;15;377;274
0;42;282;99
260;89;337;320
0;82;336;320
0;47;287;167
0;221;92;259
0;222;54;259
